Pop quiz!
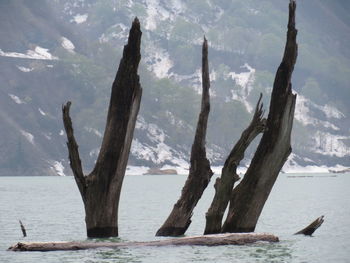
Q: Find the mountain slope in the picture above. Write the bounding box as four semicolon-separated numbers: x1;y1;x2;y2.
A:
0;0;349;176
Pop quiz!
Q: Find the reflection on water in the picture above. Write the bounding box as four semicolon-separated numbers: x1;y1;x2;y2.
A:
248;241;293;262
1;174;350;262
94;248;142;263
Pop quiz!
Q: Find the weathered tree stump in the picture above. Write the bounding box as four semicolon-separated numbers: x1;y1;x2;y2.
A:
8;233;279;251
222;0;298;233
295;216;324;236
62;18;142;238
204;94;266;235
156;37;213;236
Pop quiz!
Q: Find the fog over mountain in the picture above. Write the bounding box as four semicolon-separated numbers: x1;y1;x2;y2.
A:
1;0;349;176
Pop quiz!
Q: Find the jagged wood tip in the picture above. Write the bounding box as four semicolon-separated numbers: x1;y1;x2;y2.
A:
295;216;324;236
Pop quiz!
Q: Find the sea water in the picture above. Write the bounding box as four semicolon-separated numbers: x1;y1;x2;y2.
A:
0;174;349;262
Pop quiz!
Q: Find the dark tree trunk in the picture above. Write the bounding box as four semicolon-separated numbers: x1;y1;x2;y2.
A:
204;95;265;235
62;18;142;238
9;233;278;251
295;216;324;236
222;0;298;233
156;37;213;236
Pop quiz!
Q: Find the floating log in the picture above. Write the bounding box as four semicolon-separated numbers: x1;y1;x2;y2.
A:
8;233;279;252
295;216;324;236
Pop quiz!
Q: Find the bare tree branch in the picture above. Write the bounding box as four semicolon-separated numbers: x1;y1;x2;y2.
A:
204;94;266;235
62;101;86;199
156;37;213;236
222;1;298;233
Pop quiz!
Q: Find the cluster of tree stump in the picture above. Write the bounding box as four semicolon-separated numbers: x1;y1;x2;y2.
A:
8;0;325;252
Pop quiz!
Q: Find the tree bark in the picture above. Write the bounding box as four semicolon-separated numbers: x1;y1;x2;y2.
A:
222;0;298;233
8;233;278;251
62;18;142;238
295;216;324;236
156;37;213;236
204;94;265;235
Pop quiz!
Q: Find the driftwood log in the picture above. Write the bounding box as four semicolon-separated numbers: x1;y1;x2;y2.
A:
62;18;142;238
8;233;278;252
156;37;213;236
204;94;265;235
295;216;324;236
222;0;298;233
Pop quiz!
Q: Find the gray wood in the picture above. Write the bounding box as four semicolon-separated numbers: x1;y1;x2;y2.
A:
204;95;265;235
8;233;279;251
156;37;213;236
222;0;298;233
62;18;142;238
295;216;324;236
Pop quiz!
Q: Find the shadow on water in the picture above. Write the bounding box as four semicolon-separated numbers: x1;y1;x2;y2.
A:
91;248;142;263
78;237;143;263
56;248;141;263
247;241;294;262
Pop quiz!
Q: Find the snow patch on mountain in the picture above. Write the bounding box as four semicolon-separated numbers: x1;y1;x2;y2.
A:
282;153;349;173
207;145;224;163
132;116;189;168
165;111;193;130
170;68;202;92
143;0;185;31
61;37;75;53
0;46;58;60
72;13;88;24
319;104;345;119
144;0;170;30
99;23;128;43
228;63;255;113
312;131;350;157
17;66;34;72
38;108;47;116
169;0;186;15
131;138;171;164
8;94;25;104
228;64;255;89
20;130;34;145
209;69;217;81
145;43;173;78
50;161;66;176
295;95;341;131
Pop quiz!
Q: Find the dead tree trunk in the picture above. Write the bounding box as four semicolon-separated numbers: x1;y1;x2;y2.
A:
295;216;324;236
9;233;278;251
222;0;298;233
156;37;213;236
204;95;265;235
62;18;142;238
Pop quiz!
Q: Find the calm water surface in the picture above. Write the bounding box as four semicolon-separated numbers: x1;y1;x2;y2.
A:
1;174;350;262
